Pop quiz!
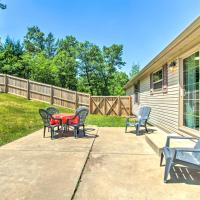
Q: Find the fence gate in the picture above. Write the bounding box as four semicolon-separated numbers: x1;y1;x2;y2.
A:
90;96;132;116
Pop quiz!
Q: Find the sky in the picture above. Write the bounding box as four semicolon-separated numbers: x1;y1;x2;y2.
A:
0;0;200;73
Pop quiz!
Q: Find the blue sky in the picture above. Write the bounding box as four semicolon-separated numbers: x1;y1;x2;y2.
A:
0;0;200;72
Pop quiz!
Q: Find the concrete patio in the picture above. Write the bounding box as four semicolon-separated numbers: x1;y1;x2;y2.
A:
0;127;200;200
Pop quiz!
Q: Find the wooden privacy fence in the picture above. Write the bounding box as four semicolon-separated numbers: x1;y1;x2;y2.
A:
0;74;132;116
0;74;90;110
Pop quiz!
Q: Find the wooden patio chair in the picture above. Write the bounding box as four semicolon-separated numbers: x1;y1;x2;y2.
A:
160;135;200;183
125;106;151;135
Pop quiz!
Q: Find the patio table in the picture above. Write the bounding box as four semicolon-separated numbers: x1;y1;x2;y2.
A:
51;113;72;125
50;113;76;134
50;113;79;127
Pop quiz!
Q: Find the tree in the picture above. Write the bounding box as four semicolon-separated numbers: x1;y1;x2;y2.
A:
52;50;77;90
77;77;91;93
78;41;102;95
24;26;45;54
57;36;78;57
0;2;6;9
16;52;32;79
53;36;79;90
0;37;23;76
78;43;126;95
97;44;125;95
29;52;56;85
129;62;140;79
45;32;56;58
108;71;129;95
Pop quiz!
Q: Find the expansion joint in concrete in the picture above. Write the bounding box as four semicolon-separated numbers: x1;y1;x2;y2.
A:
71;128;99;200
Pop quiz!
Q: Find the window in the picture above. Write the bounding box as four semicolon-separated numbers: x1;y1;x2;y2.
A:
183;51;199;131
150;64;168;94
152;69;163;90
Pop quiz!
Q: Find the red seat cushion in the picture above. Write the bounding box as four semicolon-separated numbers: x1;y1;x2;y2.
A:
50;113;69;125
68;116;80;125
50;118;60;125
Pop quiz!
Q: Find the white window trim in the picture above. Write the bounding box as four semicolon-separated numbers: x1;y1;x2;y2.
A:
179;49;200;135
152;68;163;90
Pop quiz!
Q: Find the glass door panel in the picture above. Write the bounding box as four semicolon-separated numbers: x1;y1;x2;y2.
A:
183;51;200;131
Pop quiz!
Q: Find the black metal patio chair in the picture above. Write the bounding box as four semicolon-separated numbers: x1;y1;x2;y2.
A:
39;109;61;139
46;107;60;115
64;106;89;138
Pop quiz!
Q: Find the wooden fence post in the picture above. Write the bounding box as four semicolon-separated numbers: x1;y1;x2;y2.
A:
27;79;30;100
129;96;132;116
89;95;92;114
50;85;54;105
118;96;121;116
4;74;8;93
75;91;78;109
104;96;106;115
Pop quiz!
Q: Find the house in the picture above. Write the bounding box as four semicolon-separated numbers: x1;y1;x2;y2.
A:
125;17;200;136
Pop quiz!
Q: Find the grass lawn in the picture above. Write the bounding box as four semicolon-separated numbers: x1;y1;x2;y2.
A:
86;114;126;127
0;93;126;146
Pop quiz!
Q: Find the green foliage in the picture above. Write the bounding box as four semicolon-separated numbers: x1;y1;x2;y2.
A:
45;32;56;58
0;25;132;95
97;44;125;95
129;62;140;79
0;93;125;146
52;50;77;90
78;41;102;95
24;26;45;54
57;36;78;57
109;71;129;95
0;37;23;75
77;77;91;93
78;42;126;95
29;52;57;85
16;52;32;79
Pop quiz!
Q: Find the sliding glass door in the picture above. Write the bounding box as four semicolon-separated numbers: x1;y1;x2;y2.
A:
183;51;200;131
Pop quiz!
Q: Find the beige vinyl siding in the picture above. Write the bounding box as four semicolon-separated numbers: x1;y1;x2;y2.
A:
125;85;140;115
126;86;138;115
126;86;134;95
132;95;139;115
138;64;179;133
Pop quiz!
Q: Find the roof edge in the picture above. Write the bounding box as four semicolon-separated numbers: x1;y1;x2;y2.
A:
124;16;200;89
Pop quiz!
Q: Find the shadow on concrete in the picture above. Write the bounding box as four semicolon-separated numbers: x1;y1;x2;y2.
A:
53;128;98;139
168;166;200;185
126;128;157;135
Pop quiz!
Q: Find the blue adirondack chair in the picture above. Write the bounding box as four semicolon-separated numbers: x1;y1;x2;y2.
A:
160;135;200;183
125;106;151;135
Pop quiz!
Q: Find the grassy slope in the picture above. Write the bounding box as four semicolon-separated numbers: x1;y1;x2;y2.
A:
0;93;72;146
0;93;125;145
